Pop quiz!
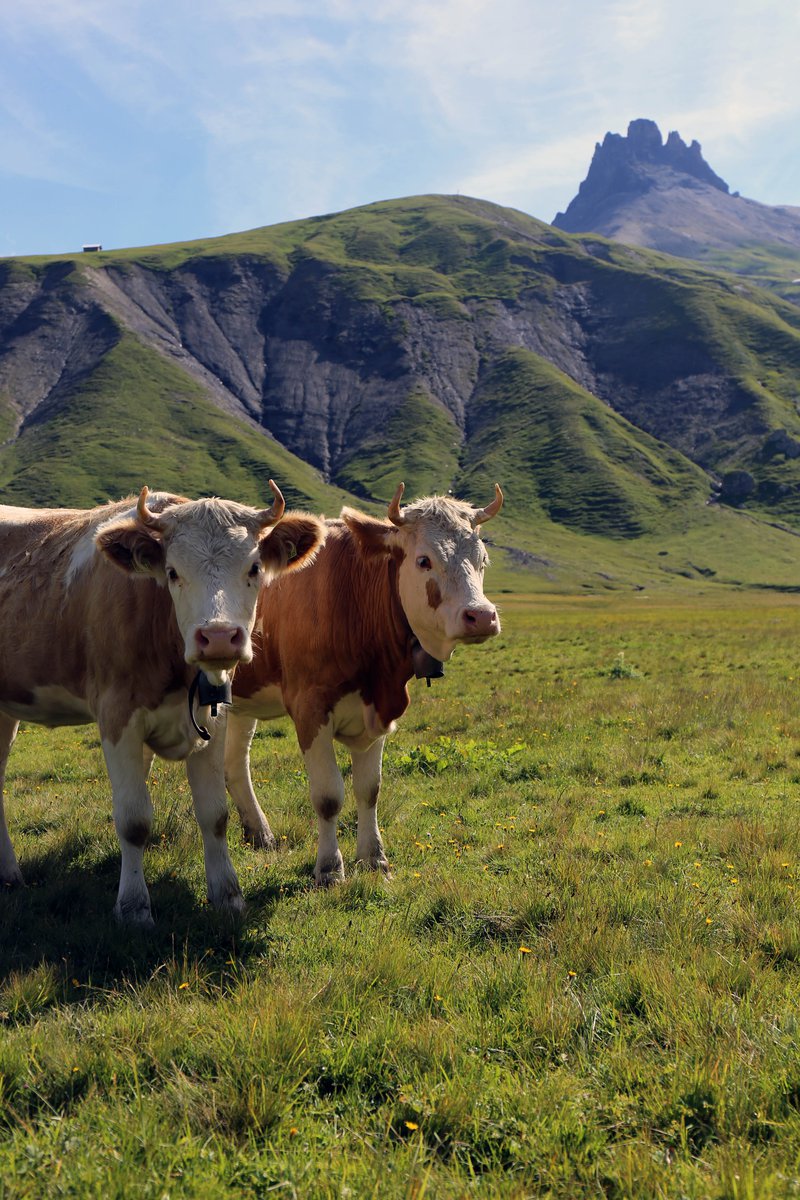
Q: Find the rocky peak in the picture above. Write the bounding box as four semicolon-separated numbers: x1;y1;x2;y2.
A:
625;117;664;160
662;126;729;192
554;119;729;230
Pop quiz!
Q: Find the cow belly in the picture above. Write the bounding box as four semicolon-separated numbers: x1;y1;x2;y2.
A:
230;684;287;721
231;687;393;751
0;684;93;727
331;693;393;751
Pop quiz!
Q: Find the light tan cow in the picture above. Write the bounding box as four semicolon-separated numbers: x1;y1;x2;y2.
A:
0;484;323;923
227;483;503;884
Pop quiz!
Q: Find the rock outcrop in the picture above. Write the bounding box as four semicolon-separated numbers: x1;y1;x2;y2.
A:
553;119;800;260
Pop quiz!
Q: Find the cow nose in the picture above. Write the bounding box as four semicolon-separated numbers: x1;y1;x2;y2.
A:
195;625;245;660
461;607;499;637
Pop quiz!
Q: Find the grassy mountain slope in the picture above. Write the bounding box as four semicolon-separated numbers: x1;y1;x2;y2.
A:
699;242;800;306
457;349;709;539
336;390;461;502
4;195;800;590
265;198;800;503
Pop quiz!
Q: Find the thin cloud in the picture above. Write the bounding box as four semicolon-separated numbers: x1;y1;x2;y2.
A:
461;133;600;196
1;0;799;254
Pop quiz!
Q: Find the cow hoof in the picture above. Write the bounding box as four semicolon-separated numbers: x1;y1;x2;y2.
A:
210;887;246;916
0;865;25;889
243;825;277;851
315;853;345;887
114;899;154;927
356;854;391;875
225;892;246;917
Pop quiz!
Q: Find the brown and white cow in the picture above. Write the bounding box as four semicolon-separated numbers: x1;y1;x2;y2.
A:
0;484;323;923
226;482;503;885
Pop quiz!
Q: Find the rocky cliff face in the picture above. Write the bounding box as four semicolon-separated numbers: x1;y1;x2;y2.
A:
0;229;760;481
553;119;800;260
2;195;800;529
0;262;119;437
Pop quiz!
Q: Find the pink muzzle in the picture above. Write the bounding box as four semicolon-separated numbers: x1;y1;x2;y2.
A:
460;606;499;638
193;624;247;662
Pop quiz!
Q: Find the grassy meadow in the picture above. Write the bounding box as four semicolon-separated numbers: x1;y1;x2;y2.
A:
5;591;800;1196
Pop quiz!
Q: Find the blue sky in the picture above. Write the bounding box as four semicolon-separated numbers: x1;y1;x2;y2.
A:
1;0;798;257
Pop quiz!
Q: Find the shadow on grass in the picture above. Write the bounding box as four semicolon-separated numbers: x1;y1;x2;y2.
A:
0;833;311;992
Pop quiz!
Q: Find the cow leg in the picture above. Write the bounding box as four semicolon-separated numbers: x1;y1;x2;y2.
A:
352;737;389;873
0;713;23;887
101;722;155;925
303;726;345;886
142;746;155;779
224;712;276;849
185;720;244;915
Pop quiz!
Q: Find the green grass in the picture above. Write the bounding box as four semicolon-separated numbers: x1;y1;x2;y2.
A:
5;593;800;1195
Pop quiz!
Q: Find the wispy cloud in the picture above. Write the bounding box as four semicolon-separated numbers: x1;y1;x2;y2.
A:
1;0;799;253
458;133;604;215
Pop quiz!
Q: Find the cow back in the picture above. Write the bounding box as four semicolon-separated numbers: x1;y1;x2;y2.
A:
233;520;414;748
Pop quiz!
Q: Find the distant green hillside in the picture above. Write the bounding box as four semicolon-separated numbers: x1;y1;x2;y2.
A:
3;194;800;591
699;242;800;306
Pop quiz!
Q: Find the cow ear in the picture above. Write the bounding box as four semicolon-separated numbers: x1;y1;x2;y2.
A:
259;514;324;574
95;520;166;576
341;508;398;556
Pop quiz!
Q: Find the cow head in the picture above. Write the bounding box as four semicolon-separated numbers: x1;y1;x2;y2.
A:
342;482;503;662
96;482;323;682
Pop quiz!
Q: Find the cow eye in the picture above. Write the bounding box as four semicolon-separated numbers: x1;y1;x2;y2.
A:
167;566;180;584
416;555;432;570
248;562;261;579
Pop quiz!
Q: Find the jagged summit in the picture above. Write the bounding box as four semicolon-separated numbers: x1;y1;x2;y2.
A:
554;119;729;235
552;118;800;262
592;119;728;196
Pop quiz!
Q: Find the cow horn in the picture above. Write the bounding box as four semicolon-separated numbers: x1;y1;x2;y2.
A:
472;483;504;527
388;481;407;527
257;479;286;529
136;486;165;530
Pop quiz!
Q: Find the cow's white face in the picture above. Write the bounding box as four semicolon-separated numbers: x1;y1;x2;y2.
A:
96;488;323;684
161;512;276;679
342;484;503;663
394;515;498;661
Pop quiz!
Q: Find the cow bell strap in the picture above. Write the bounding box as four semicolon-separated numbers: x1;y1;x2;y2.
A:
188;671;233;741
411;639;445;688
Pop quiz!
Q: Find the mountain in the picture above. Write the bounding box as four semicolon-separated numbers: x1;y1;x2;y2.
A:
3;194;800;591
553;119;800;303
